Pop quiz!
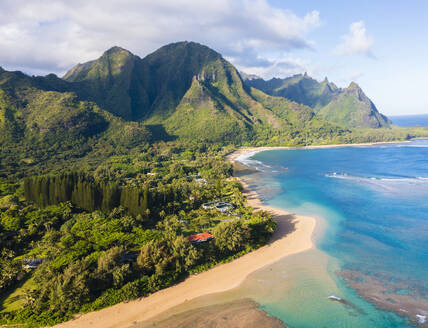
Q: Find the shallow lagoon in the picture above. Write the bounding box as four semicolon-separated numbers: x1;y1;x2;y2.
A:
141;140;428;328
245;140;428;327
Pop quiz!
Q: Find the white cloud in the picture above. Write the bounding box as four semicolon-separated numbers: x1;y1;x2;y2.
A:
0;0;321;77
230;55;310;80
334;21;375;57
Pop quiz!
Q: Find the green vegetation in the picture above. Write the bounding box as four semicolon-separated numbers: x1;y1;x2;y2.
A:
0;40;427;327
245;73;391;128
0;41;426;171
0;143;276;327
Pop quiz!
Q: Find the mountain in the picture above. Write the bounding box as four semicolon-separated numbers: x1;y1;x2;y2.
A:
0;42;350;177
246;72;338;110
245;73;391;128
318;82;391;128
62;42;247;122
63;43;229;121
4;41;419;179
0;67;152;178
239;71;262;81
61;41;345;143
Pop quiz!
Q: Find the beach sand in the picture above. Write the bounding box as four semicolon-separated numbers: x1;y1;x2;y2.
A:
54;149;316;328
225;140;410;164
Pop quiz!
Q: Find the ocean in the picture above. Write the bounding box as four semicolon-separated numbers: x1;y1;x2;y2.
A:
390;114;428;127
236;139;428;327
139;139;428;328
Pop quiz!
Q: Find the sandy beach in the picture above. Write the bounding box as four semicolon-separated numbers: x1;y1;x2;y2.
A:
54;149;316;328
226;140;410;163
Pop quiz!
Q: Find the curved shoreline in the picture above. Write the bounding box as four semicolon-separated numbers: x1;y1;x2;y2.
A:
54;151;316;328
227;140;412;164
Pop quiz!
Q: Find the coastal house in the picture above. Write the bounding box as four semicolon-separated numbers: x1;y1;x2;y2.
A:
187;232;214;244
202;201;216;209
23;258;43;269
213;202;234;212
202;201;234;212
186;174;208;185
195;178;208;185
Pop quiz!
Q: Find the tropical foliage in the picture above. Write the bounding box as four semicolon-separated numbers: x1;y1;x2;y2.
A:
0;41;427;327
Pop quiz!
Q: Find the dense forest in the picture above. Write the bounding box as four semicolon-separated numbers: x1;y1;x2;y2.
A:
0;142;276;327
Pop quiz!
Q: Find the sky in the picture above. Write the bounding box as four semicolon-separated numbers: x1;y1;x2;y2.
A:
0;0;427;115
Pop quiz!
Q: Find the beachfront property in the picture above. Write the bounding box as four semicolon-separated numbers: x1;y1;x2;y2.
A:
23;258;43;269
187;232;214;244
186;174;208;185
202;201;216;209
215;202;234;212
202;201;234;212
195;178;208;185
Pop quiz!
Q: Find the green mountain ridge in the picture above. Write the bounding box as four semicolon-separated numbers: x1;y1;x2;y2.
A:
1;41;425;178
59;41;346;143
62;42;226;121
0;67;153;177
245;73;391;128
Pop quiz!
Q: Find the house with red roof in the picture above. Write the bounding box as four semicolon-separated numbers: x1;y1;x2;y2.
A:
187;232;214;244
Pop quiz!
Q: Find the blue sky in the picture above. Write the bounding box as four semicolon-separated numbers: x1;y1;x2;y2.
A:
268;0;428;115
0;0;426;115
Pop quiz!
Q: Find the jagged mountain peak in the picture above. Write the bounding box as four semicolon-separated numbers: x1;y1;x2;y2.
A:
59;41;240;121
63;46;136;82
158;41;220;53
347;81;361;90
239;71;261;81
244;72;390;128
103;46;133;56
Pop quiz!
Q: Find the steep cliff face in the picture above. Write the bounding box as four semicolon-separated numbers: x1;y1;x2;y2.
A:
318;82;391;128
0;41;349;151
245;73;390;128
62;41;334;141
63;42;227;121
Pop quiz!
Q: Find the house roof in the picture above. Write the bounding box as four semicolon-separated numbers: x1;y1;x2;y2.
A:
187;232;214;242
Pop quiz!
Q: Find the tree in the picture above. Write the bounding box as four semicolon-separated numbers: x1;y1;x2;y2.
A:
170;235;200;272
47;259;91;313
137;236;200;275
97;246;123;273
213;220;250;253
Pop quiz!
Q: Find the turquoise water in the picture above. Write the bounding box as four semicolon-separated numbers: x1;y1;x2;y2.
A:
241;140;428;327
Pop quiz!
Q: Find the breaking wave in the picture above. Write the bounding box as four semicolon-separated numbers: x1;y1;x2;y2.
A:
235;151;284;172
325;173;428;186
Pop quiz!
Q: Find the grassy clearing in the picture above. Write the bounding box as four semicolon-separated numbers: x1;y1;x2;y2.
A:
1;275;35;313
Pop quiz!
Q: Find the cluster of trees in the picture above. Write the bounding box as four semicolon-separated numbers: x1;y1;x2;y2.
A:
1;201;274;326
22;141;235;219
0;143;277;327
24;173;149;216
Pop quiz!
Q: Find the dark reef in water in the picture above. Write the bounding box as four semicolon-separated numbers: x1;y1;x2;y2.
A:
338;270;428;327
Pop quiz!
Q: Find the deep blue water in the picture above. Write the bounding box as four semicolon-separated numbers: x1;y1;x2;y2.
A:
244;139;428;327
390;114;428;127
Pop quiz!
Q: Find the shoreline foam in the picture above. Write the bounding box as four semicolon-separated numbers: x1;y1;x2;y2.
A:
226;140;413;164
54;150;316;328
